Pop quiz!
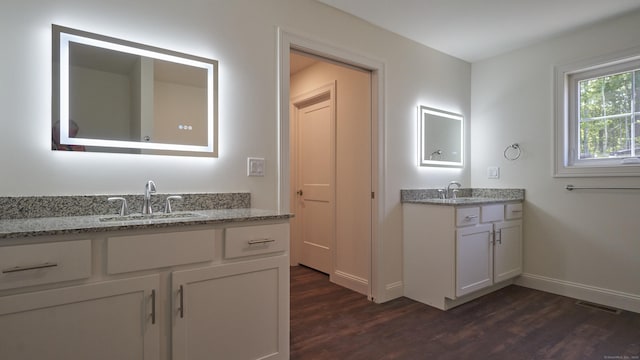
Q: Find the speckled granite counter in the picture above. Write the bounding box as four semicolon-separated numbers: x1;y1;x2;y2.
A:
0;208;292;239
0;192;251;219
0;192;292;240
401;188;524;206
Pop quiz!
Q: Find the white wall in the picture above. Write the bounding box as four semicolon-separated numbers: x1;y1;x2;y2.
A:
380;34;471;300
0;0;471;301
471;10;640;311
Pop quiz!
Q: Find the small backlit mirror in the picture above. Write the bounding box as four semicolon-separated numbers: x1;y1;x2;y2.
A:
419;105;463;167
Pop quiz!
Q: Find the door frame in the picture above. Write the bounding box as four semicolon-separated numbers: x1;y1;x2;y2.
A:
277;28;385;302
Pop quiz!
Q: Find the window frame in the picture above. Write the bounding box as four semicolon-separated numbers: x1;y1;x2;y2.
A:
554;47;640;177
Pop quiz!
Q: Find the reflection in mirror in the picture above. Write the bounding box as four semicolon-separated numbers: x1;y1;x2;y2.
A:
419;106;463;167
52;25;218;156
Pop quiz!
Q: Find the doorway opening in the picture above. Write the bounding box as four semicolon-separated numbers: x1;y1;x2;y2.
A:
289;49;372;296
278;28;384;302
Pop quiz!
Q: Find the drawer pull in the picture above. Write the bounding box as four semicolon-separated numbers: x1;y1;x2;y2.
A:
2;262;58;274
178;285;184;318
151;289;157;325
247;238;276;245
464;215;478;221
510;210;523;213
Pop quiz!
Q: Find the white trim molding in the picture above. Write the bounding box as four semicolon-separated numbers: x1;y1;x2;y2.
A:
333;270;369;296
553;45;640;177
516;273;640;313
276;27;388;302
384;281;404;301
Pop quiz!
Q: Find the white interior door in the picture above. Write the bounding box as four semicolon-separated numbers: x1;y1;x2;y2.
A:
293;86;335;274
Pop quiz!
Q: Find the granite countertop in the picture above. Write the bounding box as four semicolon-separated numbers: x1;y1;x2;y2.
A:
403;197;521;206
401;188;524;207
0;208;292;240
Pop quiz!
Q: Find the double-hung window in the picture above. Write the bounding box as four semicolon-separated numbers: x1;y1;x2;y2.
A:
555;50;640;177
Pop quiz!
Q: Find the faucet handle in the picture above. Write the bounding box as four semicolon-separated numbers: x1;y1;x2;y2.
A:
146;180;157;193
108;197;129;216
164;195;183;214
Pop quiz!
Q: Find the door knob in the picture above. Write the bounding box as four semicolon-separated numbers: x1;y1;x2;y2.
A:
296;190;303;196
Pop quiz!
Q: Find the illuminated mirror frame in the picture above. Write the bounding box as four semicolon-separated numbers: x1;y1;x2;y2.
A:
52;24;218;156
418;105;464;167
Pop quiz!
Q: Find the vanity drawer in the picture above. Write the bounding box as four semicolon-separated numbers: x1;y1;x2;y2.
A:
224;223;288;259
107;229;215;274
481;204;505;223
505;203;523;219
0;240;92;290
456;207;480;227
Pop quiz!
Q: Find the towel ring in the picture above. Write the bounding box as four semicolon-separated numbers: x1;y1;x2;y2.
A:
504;143;521;161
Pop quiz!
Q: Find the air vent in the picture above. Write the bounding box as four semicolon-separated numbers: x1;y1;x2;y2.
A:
575;300;622;314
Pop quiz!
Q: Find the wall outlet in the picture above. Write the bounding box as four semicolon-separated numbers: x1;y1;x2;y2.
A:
247;158;265;177
487;166;500;179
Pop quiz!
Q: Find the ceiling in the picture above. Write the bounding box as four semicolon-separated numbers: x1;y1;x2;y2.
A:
290;51;320;75
316;0;640;62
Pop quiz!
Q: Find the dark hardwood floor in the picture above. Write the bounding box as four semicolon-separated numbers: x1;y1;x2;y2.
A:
290;265;640;360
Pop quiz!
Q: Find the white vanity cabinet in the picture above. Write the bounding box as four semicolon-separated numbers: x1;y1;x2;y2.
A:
403;201;522;310
171;223;289;360
0;276;160;360
455;223;494;296
456;204;523;297
0;240;159;360
0;220;290;360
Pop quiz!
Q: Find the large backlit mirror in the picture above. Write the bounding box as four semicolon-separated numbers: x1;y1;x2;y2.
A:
419;105;463;167
52;25;218;156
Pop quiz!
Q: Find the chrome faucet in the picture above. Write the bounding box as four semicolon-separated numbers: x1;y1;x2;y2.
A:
108;197;129;216
142;180;157;214
164;195;182;214
446;181;462;199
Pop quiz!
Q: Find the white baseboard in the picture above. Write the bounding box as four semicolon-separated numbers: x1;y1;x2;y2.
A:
376;281;403;303
332;270;369;296
516;273;640;314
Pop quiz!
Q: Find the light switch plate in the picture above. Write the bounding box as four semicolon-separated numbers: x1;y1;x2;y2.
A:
487;166;500;179
248;157;265;177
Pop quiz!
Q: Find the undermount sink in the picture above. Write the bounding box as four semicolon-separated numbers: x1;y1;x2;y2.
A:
427;197;495;204
99;212;202;222
446;197;491;203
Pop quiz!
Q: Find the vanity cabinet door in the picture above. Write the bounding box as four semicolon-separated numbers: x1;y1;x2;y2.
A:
493;220;523;283
0;275;160;360
172;256;289;360
456;224;493;297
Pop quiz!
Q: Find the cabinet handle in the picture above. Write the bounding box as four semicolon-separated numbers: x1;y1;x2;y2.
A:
151;289;156;325
247;238;276;245
495;229;502;244
510;210;523;213
178;285;184;318
464;215;478;221
2;262;58;274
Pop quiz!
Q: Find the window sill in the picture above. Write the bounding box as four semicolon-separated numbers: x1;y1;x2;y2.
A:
554;162;640;177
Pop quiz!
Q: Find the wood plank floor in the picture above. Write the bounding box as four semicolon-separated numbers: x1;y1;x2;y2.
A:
290;265;640;360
